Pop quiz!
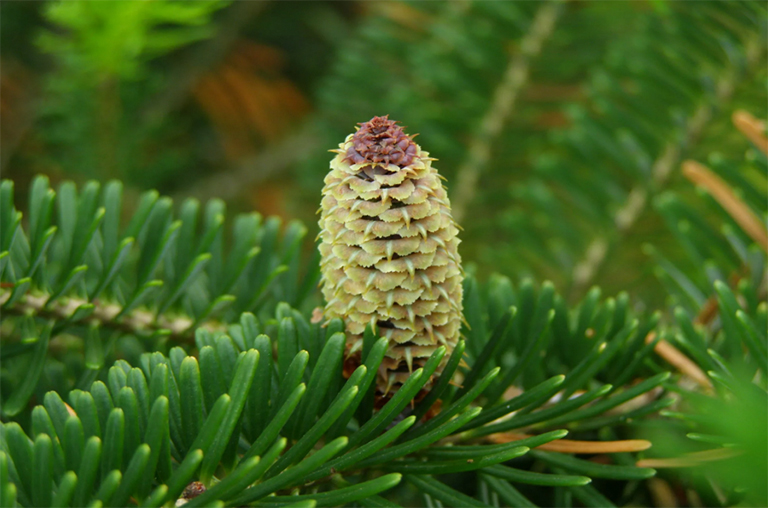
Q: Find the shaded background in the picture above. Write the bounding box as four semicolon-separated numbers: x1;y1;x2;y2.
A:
2;0;766;307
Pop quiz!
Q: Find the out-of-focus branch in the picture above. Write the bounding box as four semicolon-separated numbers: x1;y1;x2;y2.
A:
451;0;565;224
171;126;318;203
570;37;763;297
140;1;269;126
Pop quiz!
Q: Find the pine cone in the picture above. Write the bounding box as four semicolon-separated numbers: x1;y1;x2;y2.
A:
318;116;463;394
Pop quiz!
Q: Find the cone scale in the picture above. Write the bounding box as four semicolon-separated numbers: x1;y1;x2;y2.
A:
318;116;464;395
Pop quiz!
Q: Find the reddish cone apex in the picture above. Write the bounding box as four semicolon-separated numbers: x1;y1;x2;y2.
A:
344;116;418;168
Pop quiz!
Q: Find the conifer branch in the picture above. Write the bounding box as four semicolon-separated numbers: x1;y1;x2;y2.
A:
0;287;219;343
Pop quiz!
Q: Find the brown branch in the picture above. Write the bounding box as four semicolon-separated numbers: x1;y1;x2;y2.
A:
732;110;768;154
0;59;38;172
489;432;652;453
694;296;720;326
636;447;742;468
682;159;768;253
646;332;713;392
647;478;679;508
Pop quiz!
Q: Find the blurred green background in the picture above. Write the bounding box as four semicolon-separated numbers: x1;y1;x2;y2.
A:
2;0;765;306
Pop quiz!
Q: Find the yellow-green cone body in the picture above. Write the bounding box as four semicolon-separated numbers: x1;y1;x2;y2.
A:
318;116;463;394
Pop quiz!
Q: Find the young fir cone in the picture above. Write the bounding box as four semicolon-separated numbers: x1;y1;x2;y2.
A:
318;115;464;395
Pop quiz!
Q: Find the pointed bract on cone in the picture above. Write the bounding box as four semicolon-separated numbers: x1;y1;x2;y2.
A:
318;115;463;395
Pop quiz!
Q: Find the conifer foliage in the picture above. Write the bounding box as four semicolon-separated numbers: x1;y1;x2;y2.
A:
1;0;767;506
